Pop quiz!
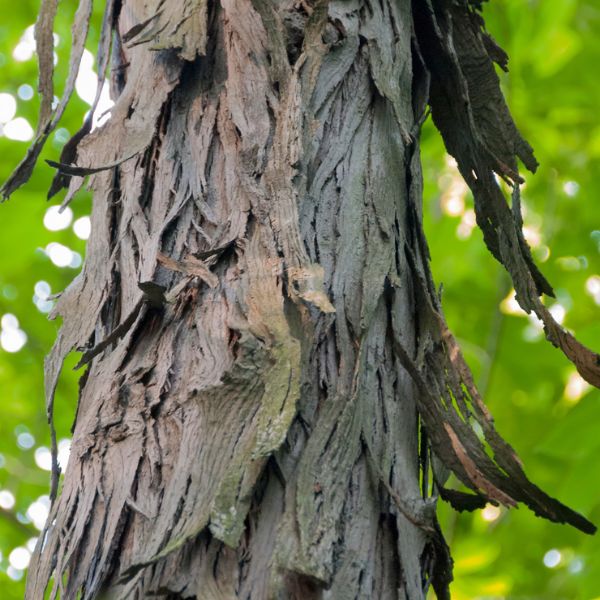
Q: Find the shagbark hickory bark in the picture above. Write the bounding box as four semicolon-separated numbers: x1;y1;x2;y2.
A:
3;0;598;599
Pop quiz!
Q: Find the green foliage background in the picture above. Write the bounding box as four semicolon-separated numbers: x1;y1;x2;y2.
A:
0;1;598;598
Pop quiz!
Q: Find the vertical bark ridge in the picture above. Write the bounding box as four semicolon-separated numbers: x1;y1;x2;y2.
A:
0;0;592;599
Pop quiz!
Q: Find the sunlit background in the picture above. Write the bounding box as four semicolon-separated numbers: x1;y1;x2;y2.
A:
0;1;599;598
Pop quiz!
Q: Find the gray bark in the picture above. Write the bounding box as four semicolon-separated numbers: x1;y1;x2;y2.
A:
1;0;597;599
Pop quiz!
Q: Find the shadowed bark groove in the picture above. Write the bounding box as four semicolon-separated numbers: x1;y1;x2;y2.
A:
2;0;597;599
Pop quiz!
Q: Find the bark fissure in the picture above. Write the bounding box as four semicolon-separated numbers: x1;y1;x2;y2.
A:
2;0;597;599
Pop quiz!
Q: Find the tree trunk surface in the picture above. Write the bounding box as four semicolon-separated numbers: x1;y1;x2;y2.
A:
6;0;595;599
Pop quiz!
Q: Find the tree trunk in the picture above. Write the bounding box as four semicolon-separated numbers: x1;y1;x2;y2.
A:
3;0;596;599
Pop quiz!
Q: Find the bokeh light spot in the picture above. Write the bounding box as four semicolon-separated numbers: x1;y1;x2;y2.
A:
585;275;600;305
564;371;591;403
1;313;27;352
17;432;35;450
58;438;71;470
0;92;17;123
563;181;580;197
7;567;24;581
543;549;562;568
26;496;50;531
568;557;584;574
73;216;91;240
34;281;51;300
43;205;73;231
9;547;31;570
0;489;16;509
45;242;74;267
481;504;502;522
3;117;34;141
17;84;34;100
34;447;53;471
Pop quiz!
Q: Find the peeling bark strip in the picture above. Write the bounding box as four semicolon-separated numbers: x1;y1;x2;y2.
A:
413;0;600;388
2;0;596;599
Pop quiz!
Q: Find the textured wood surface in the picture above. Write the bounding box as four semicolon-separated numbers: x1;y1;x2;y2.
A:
2;1;595;599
